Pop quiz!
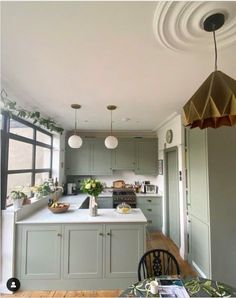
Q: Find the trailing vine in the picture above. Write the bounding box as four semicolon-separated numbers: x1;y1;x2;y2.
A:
1;89;64;134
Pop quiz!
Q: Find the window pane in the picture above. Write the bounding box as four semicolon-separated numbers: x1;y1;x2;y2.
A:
37;131;51;145
8;139;33;170
7;173;32;206
10;119;33;139
35;172;49;185
36;146;51;169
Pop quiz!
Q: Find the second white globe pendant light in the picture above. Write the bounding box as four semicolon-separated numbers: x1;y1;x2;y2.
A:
105;105;118;149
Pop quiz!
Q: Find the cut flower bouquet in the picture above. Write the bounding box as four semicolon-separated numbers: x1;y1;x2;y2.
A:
81;178;104;197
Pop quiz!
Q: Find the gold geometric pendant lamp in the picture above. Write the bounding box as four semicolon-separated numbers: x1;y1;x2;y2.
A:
183;13;236;129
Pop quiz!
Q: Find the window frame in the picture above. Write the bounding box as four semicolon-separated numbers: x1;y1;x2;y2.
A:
1;112;53;209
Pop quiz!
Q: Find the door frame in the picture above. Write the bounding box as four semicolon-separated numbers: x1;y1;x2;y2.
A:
164;146;180;247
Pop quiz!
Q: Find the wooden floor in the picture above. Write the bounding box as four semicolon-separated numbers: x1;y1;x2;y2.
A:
2;231;196;298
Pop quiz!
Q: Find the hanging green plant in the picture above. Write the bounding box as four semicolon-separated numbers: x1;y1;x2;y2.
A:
1;89;64;134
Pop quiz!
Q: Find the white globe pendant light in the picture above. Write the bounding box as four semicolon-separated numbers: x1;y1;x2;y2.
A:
105;105;118;149
68;104;83;149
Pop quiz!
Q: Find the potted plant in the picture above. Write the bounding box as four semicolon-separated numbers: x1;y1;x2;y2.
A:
10;190;27;210
31;181;52;201
81;178;104;216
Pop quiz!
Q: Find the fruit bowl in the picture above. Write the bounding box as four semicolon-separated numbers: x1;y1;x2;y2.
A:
48;203;70;213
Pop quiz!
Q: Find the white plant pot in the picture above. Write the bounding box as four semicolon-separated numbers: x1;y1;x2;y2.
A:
13;198;24;210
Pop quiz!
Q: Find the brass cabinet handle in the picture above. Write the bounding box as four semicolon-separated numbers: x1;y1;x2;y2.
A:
99;233;104;236
107;232;111;236
147;220;152;224
147;208;152;212
147;199;152;202
57;233;62;237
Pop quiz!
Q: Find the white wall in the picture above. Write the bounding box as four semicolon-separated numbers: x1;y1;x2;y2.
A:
156;114;187;259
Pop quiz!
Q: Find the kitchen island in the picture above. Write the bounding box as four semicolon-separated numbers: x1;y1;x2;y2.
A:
15;194;147;291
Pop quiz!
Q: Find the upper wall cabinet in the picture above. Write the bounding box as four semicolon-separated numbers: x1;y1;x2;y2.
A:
91;140;112;175
65;137;158;176
112;139;136;170
135;139;158;175
66;139;112;176
66;139;92;175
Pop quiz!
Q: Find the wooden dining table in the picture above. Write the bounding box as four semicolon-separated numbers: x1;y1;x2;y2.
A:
119;276;236;297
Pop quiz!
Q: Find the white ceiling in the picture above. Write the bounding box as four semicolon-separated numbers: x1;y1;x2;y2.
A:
2;1;236;132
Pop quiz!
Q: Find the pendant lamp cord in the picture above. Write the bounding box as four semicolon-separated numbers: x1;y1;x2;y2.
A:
74;109;77;135
110;110;113;136
213;30;218;71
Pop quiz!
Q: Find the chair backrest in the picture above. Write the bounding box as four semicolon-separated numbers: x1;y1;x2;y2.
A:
138;249;180;281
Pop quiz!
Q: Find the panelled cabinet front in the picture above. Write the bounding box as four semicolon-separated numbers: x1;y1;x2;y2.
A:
105;224;144;278
63;224;103;279
19;225;61;279
16;222;145;289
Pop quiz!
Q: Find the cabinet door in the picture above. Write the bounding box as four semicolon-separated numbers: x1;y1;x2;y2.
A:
188;216;211;277
187;129;209;223
136;139;157;174
20;225;61;279
65;140;91;175
105;224;145;278
91;140;112;175
112;139;136;170
137;197;162;230
63;224;103;279
97;196;113;208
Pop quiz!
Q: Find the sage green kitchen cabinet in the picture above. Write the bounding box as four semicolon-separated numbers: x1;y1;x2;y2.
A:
66;139;91;175
135;139;158;174
137;196;162;230
97;196;113;208
112;139;136;170
91;140;112;175
17;225;61;279
63;224;103;279
187;126;236;286
16;222;146;290
66;139;112;175
105;224;145;278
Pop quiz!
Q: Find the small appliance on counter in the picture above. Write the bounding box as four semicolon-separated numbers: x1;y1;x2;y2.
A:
67;183;77;195
145;184;158;194
140;181;158;194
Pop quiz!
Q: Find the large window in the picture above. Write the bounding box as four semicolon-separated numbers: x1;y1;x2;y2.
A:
1;114;53;208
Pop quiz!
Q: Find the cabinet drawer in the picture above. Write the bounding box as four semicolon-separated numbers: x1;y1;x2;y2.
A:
141;206;161;217
137;197;161;206
146;215;162;231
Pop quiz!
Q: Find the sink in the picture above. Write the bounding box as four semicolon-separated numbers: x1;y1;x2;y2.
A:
79;196;90;209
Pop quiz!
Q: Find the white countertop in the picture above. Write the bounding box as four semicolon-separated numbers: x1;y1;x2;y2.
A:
16;194;147;224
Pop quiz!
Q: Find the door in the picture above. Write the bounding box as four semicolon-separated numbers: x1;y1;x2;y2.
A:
65;139;91;175
165;147;180;247
63;224;103;279
136;139;157;174
112;139;136;170
20;225;61;279
91;140;112;175
105;224;144;278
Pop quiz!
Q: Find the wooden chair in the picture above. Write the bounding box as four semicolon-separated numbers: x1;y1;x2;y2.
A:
138;249;180;281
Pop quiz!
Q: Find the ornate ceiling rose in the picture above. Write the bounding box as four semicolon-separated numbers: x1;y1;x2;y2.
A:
153;1;236;51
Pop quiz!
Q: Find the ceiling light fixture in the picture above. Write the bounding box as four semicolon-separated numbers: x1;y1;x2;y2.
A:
105;105;118;149
183;13;236;129
68;104;83;148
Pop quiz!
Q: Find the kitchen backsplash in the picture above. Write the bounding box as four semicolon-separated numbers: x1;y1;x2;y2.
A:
67;170;158;190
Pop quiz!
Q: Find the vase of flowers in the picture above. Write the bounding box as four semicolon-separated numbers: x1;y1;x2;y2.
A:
81;178;104;216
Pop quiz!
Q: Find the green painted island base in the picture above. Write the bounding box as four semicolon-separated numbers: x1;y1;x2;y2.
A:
16;223;146;291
